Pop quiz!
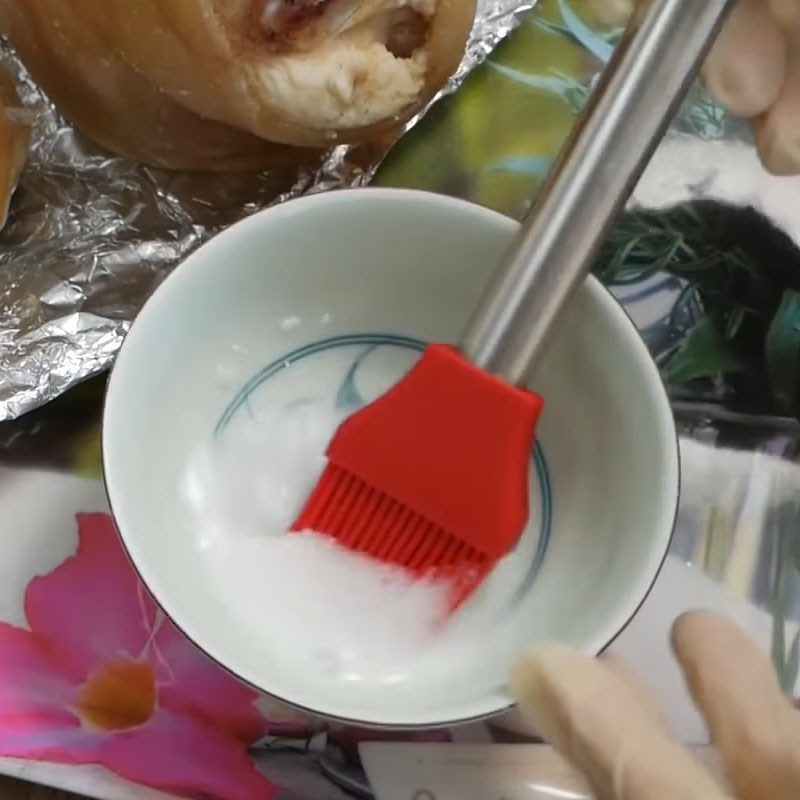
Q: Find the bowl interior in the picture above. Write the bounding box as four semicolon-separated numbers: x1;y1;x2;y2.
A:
103;189;678;727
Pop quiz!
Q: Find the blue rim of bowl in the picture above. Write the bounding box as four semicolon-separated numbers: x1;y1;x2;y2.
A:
214;332;553;610
101;187;680;730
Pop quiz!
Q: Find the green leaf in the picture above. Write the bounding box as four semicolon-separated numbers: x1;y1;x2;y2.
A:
784;630;800;694
772;609;786;685
766;290;800;414
725;307;746;340
792;531;800;576
557;0;614;63
485;62;577;95
662;318;745;385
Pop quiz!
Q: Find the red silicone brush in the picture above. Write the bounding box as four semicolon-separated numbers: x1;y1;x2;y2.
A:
294;343;544;606
294;0;733;607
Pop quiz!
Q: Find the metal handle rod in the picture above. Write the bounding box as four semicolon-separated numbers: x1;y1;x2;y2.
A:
459;0;736;385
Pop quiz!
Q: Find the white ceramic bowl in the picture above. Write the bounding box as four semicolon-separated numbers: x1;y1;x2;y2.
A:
103;188;679;728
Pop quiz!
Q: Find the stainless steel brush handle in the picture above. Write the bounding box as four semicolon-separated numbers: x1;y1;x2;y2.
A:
460;0;736;385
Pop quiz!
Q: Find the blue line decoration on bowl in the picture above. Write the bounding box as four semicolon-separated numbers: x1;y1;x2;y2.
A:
216;333;552;608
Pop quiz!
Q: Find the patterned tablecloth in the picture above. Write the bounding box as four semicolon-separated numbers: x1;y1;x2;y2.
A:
2;1;800;798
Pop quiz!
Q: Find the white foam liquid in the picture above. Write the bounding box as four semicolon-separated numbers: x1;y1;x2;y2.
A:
179;342;540;688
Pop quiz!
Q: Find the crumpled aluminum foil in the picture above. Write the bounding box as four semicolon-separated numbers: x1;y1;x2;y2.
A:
0;0;535;421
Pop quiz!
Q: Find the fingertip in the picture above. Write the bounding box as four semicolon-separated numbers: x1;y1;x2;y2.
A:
753;48;800;176
755;109;800;176
670;610;721;654
670;611;800;797
703;0;788;118
670;611;761;671
767;0;800;33
510;644;585;749
509;648;541;710
509;644;574;711
514;640;731;800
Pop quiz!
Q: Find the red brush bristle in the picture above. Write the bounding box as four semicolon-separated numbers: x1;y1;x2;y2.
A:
292;344;543;611
294;464;494;611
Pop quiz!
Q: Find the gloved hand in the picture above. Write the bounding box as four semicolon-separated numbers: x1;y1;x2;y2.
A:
589;0;800;174
511;612;800;799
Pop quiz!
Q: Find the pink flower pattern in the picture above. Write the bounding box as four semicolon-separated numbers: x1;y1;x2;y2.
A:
0;513;286;800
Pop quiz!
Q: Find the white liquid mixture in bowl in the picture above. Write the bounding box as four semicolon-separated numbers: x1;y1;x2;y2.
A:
104;189;678;726
178;337;549;692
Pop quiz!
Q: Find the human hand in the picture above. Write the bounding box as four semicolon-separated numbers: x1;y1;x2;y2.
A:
510;612;800;798
589;0;800;174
